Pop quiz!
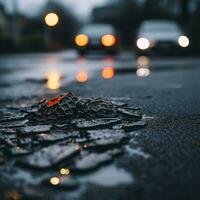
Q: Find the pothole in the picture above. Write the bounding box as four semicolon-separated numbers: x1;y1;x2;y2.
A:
0;92;149;198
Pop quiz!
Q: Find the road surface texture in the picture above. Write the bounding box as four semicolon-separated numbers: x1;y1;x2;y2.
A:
0;51;199;200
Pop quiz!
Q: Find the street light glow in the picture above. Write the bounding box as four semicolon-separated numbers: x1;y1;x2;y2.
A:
45;13;59;27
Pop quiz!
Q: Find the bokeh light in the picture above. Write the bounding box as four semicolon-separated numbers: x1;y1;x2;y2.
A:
136;67;150;77
137;38;150;50
178;36;190;47
4;191;22;200
50;177;60;186
60;168;70;175
102;66;115;79
75;34;89;47
45;13;59;27
46;70;61;90
137;56;150;66
76;70;88;83
101;34;116;47
75;145;80;150
103;57;115;65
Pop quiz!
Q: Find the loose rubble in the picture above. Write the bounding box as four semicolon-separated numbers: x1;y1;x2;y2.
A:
0;92;147;193
72;118;121;130
0;119;29;128
17;125;52;135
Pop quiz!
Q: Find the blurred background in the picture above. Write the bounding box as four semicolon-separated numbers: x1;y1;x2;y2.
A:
0;0;199;54
0;2;200;199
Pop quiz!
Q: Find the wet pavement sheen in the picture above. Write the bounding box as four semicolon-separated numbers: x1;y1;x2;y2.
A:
0;51;200;200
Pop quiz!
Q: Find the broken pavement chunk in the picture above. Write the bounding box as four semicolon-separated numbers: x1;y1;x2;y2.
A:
117;108;142;119
87;129;125;140
18;137;32;147
17;125;52;135
10;146;31;156
0;119;29;128
58;177;79;190
87;135;127;151
0;112;27;122
75;153;113;171
36;131;78;143
72;118;121;130
20;144;80;169
0;133;17;147
110;101;127;107
0;128;16;134
29;93;133;120
115;121;147;131
107;149;122;156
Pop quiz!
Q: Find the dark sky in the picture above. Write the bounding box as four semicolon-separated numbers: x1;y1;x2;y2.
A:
0;0;109;19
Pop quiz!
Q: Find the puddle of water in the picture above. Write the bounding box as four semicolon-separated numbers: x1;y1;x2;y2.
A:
80;165;133;187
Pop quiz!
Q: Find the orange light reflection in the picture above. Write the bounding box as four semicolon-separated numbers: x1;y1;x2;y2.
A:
137;56;150;66
76;70;88;83
103;57;115;65
102;67;115;79
46;70;61;90
4;192;22;200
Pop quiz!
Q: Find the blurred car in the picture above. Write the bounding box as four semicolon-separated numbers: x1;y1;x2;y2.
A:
136;20;190;54
74;24;119;55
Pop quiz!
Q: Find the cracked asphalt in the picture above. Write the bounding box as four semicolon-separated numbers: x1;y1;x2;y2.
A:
0;51;200;200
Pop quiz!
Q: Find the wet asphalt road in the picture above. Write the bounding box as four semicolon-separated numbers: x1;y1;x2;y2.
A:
0;51;200;200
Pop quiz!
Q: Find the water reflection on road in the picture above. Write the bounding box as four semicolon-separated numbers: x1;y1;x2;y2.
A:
0;51;179;98
46;69;61;90
44;55;119;91
1;51;200;99
136;56;151;78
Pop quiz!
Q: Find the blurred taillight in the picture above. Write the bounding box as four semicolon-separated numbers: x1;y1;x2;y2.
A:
101;34;116;47
75;34;89;47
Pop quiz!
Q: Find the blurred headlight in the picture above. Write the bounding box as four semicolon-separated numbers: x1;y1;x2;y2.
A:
178;36;190;48
75;34;89;47
137;38;150;50
101;34;116;47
